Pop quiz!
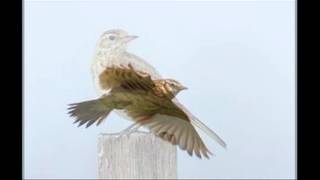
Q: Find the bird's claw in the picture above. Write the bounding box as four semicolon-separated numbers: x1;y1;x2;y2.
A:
115;123;140;138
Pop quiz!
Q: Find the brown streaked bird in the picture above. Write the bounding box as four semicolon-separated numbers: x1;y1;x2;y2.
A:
71;29;226;159
68;64;213;158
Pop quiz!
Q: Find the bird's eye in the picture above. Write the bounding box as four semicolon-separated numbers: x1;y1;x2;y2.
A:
109;35;116;40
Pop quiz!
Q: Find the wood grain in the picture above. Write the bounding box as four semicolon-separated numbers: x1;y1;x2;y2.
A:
98;131;177;179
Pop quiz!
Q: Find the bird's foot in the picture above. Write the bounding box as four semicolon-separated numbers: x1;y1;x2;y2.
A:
115;123;140;138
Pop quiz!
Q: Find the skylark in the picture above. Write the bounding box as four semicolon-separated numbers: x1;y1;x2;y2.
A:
68;29;226;158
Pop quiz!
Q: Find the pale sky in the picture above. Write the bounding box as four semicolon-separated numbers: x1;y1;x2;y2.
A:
24;1;295;179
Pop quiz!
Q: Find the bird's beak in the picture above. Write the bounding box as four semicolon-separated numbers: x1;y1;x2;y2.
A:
180;86;188;90
124;35;138;43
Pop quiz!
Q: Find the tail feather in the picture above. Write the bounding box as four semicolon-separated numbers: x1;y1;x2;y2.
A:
67;99;111;128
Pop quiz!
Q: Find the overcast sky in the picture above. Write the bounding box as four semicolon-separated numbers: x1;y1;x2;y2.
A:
24;1;295;179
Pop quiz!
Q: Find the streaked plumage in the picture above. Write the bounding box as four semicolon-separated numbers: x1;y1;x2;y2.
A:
69;29;226;159
69;64;213;158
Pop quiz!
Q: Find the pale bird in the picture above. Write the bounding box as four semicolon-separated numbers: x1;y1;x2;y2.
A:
68;29;226;159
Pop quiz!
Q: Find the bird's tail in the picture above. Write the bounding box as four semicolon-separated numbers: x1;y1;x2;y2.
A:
67;98;112;128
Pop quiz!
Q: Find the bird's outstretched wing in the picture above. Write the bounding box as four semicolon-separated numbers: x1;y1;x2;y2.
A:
126;98;213;159
172;99;227;148
99;63;155;91
67;95;131;128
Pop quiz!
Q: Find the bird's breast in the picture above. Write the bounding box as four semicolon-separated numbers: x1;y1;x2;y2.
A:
91;54;122;96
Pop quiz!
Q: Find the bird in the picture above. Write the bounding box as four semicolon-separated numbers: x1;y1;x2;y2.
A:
69;64;212;158
69;29;226;158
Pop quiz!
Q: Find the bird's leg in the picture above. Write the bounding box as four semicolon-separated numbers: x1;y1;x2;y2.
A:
116;123;141;138
125;123;141;134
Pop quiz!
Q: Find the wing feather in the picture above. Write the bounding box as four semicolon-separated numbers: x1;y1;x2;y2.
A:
98;63;155;91
194;138;202;158
137;114;212;159
179;126;188;150
172;99;227;148
186;131;194;156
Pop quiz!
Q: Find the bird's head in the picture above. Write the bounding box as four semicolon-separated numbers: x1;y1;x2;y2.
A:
98;29;138;52
163;79;188;97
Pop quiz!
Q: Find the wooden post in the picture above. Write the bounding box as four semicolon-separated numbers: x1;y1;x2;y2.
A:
98;131;177;179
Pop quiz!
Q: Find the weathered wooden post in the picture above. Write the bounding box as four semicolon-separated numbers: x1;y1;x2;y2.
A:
98;131;177;179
